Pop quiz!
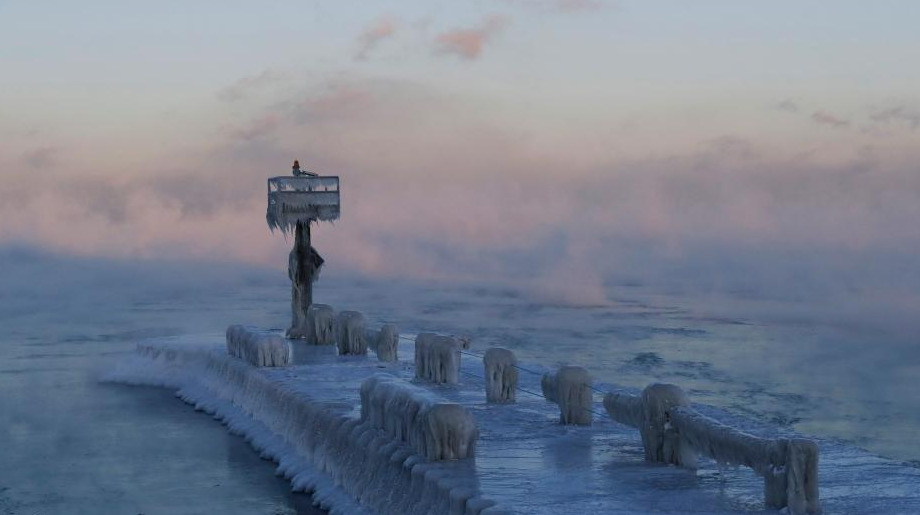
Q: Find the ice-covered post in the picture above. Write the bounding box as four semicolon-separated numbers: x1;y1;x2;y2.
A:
266;175;340;338
603;383;694;466
483;348;518;403
375;324;399;362
542;366;593;425
336;310;368;355
415;333;461;384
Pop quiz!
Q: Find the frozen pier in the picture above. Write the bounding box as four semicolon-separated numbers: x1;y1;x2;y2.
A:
114;329;920;515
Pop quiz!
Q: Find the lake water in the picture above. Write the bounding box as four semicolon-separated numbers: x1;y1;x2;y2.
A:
1;247;917;513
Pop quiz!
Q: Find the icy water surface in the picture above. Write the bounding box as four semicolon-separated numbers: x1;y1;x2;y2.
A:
315;278;920;464
0;250;323;515
1;247;918;513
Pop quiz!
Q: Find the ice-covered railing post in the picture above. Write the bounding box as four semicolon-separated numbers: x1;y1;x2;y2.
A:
266;176;340;339
541;366;593;425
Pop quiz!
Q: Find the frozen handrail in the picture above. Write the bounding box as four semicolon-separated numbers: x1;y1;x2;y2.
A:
268;176;339;192
603;384;821;514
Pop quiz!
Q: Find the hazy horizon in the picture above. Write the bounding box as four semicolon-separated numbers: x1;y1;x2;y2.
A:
3;1;920;334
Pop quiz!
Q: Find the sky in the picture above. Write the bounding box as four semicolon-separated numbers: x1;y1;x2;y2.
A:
1;1;920;325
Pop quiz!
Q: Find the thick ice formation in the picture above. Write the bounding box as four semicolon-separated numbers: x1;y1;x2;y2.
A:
307;304;337;345
109;333;901;514
286;230;325;338
542;367;592;425
603;384;692;465
642;384;694;466
336;311;368;355
375;324;399;363
673;409;821;514
483;348;518;403
360;374;479;461
604;384;821;514
540;372;558;403
129;344;499;515
266;176;341;233
225;325;292;367
414;333;461;385
417;403;479;461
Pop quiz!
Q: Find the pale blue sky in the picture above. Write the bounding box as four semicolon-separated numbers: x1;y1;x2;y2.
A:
1;1;919;281
3;1;918;124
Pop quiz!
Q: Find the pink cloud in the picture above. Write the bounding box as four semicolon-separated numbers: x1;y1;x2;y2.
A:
21;145;59;168
218;69;285;102
434;14;510;60
870;106;920;130
4;73;920;316
290;83;377;124
230;114;282;141
355;15;398;61
812;110;850;128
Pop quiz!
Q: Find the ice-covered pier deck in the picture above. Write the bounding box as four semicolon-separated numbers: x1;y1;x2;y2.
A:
122;334;920;515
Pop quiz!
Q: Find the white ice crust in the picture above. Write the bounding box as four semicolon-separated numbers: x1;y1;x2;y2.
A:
483;348;518;403
336;311;367;355
673;409;821;514
604;383;821;514
105;335;920;514
226;325;292;367
360;374;479;461
306;304;337;345
124;342;500;515
541;366;592;425
414;333;461;385
374;324;399;363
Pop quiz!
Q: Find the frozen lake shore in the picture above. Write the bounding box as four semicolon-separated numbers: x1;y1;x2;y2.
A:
109;332;920;514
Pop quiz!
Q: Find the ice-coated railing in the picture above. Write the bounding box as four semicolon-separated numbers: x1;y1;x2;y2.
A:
269;176;340;192
266;176;341;231
604;384;821;514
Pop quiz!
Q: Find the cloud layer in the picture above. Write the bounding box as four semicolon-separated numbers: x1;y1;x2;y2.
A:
4;74;920;318
355;16;398;61
434;15;510;60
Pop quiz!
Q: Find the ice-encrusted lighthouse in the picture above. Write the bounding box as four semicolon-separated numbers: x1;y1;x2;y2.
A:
266;174;340;338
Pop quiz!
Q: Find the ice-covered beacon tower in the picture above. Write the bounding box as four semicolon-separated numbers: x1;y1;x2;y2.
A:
266;175;340;338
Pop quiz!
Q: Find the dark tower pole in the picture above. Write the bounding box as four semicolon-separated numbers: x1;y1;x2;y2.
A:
289;220;325;335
